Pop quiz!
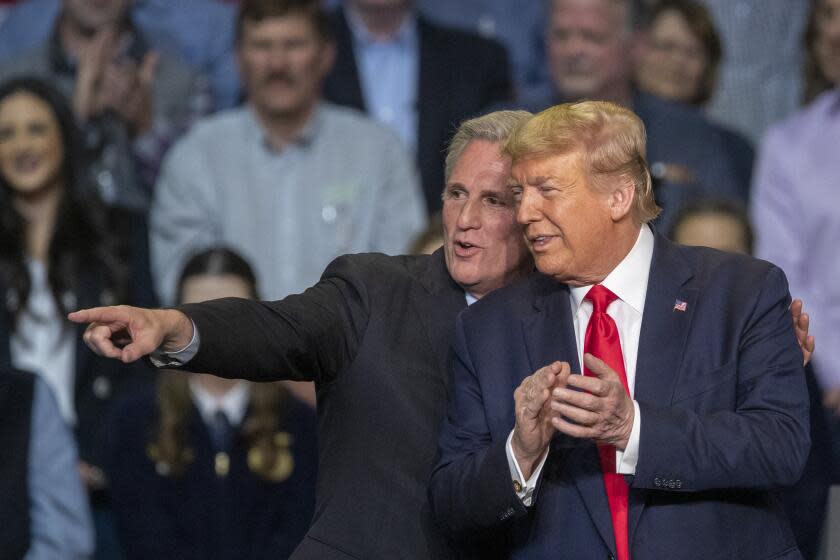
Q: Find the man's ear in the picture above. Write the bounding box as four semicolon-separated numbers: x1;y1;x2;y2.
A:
608;177;635;222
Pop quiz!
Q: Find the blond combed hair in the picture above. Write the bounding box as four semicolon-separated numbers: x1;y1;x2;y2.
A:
504;101;661;224
444;110;533;183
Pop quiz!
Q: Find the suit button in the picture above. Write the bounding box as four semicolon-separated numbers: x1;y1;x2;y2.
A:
93;376;111;399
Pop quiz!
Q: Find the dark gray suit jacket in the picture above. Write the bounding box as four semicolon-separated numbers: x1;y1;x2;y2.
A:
179;250;467;559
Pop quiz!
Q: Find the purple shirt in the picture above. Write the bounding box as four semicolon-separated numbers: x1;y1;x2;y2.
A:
751;88;840;389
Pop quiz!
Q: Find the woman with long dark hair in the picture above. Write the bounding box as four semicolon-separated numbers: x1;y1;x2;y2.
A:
0;75;156;557
108;247;317;560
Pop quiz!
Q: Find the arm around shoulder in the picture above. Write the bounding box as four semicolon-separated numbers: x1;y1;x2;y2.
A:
632;264;810;492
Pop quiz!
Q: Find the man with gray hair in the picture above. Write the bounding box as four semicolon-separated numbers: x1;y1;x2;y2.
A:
430;100;809;559
70;110;534;559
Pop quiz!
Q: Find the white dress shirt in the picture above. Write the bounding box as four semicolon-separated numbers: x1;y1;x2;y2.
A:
188;377;250;427
507;226;654;504
10;259;77;425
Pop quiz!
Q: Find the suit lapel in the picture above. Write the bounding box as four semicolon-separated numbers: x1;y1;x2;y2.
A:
411;250;466;385
325;9;366;111
628;233;696;545
521;276;616;553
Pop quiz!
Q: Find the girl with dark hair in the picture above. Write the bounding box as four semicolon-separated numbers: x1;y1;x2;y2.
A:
0;75;155;556
108;247;317;560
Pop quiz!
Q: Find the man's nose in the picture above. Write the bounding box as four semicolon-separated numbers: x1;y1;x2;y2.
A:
457;199;481;229
516;189;540;225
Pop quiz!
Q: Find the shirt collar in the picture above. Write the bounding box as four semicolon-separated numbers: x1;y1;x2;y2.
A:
465;292;478;306
245;102;323;153
188;377;251;426
345;7;418;47
569;225;654;314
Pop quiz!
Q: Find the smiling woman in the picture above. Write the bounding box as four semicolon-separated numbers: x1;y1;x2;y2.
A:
633;0;721;107
0;90;64;199
0;76;156;558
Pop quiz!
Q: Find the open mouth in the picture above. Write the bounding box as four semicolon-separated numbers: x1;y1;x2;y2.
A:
13;153;41;174
453;240;480;257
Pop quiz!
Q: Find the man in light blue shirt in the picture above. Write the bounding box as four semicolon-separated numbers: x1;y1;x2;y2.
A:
151;0;425;304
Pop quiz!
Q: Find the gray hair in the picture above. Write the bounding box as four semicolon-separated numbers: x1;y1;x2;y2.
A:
444;110;533;184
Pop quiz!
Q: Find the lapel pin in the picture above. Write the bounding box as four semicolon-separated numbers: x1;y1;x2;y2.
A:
673;299;688;312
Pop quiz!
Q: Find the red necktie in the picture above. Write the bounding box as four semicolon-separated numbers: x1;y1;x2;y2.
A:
583;285;630;560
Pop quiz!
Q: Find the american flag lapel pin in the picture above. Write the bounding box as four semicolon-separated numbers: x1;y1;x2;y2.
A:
673;299;688;312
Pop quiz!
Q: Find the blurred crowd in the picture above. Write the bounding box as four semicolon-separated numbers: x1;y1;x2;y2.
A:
0;0;837;558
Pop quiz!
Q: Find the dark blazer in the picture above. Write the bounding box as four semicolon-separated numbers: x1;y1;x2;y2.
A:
0;369;34;559
324;9;513;215
0;209;156;481
177;250;467;559
430;232;810;559
107;387;318;560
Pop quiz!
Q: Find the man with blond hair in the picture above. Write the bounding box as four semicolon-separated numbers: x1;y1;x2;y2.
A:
430;101;809;559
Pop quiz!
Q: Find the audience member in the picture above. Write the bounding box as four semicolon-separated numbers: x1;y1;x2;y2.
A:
0;0;241;108
635;0;720;108
151;0;425;304
324;0;513;214
0;76;156;557
0;0;211;211
415;0;551;104
108;248;317;560
752;0;840;494
632;0;754;190
669;198;753;254
1;368;94;559
672;197;832;559
519;0;749;233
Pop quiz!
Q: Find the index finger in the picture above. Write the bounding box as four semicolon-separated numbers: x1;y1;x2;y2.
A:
582;353;621;381
68;306;129;325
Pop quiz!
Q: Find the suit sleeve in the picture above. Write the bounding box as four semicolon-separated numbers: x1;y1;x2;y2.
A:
429;314;527;535
177;254;371;386
632;265;810;491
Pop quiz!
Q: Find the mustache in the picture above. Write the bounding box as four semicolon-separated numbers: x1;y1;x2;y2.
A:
261;72;296;86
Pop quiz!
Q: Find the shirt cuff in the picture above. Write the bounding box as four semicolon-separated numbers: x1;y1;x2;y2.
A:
505;430;549;506
148;319;200;368
616;400;641;475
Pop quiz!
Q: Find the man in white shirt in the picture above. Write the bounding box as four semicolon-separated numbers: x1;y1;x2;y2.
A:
429;100;810;560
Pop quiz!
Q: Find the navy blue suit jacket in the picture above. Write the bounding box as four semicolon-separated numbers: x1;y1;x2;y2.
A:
430;232;809;559
108;388;318;560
